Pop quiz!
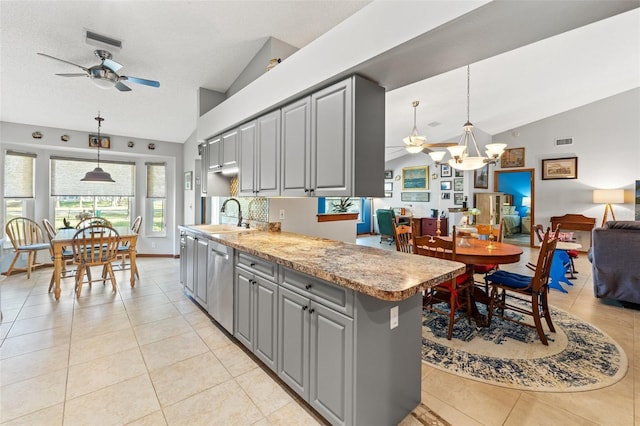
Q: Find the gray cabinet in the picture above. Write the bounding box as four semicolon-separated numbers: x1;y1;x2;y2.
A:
198;142;208;195
184;233;196;294
194;237;208;307
179;232;187;287
278;269;353;425
207;135;222;171
209;130;238;172
234;252;279;371
281;75;385;197
180;230;209;310
239;110;281;196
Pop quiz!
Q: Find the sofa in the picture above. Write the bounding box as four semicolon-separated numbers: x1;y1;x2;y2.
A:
589;221;640;304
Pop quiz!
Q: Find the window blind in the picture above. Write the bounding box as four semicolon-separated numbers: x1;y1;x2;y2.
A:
146;162;166;198
50;157;135;196
4;150;36;198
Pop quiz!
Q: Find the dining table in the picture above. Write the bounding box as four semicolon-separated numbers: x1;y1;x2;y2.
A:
51;226;138;300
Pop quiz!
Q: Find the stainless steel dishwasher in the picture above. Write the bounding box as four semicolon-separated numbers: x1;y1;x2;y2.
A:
207;241;234;334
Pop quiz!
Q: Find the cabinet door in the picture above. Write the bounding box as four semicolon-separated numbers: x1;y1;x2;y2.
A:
194;238;208;308
221;129;238;168
309;302;353;426
278;286;310;399
179;234;187;288
185;234;196;294
281;97;311;197
253;276;278;371
199;143;208;195
208;136;221;171
234;268;254;350
256;110;281;196
310;79;352;197
238;121;257;196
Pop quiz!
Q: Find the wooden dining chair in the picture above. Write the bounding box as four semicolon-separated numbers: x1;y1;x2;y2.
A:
114;215;142;278
76;217;110;229
474;218;504;288
70;225;121;297
42;218;80;291
5;217;51;278
392;222;412;253
485;226;559;345
414;227;473;340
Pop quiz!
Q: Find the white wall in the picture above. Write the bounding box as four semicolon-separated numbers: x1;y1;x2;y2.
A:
1;121;184;256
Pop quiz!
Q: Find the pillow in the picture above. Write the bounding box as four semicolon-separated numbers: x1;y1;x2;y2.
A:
558;232;574;242
500;205;512;215
509;206;517;215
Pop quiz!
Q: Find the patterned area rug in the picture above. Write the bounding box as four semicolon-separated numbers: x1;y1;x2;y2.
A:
421;301;628;391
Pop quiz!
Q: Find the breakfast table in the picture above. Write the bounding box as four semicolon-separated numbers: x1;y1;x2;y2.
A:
51;226;138;300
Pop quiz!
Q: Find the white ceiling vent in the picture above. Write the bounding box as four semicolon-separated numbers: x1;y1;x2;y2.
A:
555;137;574;147
85;30;122;50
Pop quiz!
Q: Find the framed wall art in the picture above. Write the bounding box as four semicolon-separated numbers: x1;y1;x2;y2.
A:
384;169;393;179
384;182;393;191
184;171;193;190
401;192;430;202
454;169;464;177
541;157;578;180
454;192;464;205
402;165;428;190
454;178;464;191
440;180;452;191
89;134;110;149
441;192;451;200
501;147;525;168
474;164;489;189
440;164;452;177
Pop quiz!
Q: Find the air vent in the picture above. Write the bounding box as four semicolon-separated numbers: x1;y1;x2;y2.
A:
85;31;122;50
555;137;573;147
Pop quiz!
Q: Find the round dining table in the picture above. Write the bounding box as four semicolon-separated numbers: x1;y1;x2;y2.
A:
453;238;523;266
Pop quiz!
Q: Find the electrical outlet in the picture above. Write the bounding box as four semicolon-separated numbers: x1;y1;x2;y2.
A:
279;209;285;220
390;306;399;330
151;242;157;249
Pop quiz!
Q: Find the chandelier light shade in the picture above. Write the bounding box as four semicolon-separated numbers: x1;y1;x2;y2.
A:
593;189;624;226
427;150;447;164
446;65;507;171
81;113;115;182
402;100;427;152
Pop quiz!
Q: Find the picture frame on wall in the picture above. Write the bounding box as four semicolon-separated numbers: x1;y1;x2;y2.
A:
501;147;525;168
454;192;464;205
541;157;578;180
454;169;464;177
384;169;393;179
384;182;393;191
440;180;451;191
474;164;489;189
401;192;430;202
402;165;429;190
454;178;464;191
635;180;640;220
385;191;393;198
441;192;451;200
184;171;193;190
89;134;110;149
440;164;452;177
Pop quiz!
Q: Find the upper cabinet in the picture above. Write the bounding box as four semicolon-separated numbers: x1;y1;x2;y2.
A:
282;75;385;197
208;135;222;171
239;110;281;197
208;130;238;172
199;142;208;195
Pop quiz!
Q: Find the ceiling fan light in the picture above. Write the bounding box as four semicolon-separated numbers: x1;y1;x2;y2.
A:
447;145;466;158
486;143;507;157
428;151;447;163
449;156;486;171
403;134;426;146
405;145;424;154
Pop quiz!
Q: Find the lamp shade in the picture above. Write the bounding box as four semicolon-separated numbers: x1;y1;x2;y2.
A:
593;189;624;204
522;196;531;207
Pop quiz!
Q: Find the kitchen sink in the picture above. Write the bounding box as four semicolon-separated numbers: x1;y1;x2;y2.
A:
191;224;256;234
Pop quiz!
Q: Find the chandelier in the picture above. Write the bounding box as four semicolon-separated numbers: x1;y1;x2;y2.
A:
428;65;506;170
81;113;115;182
403;100;427;154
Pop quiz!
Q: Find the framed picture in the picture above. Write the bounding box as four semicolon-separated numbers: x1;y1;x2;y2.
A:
384;182;393;191
635;180;640;220
184;171;193;190
384;169;393;179
384;191;393;198
454;192;464;205
454;178;464;191
89;134;110;149
541;157;578;180
454;169;464;177
474;164;489;189
401;192;430;202
440;164;452;177
441;192;451;200
501;147;525;168
440;180;451;191
402;165;429;190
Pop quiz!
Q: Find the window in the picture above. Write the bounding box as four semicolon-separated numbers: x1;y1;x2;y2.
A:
4;151;36;225
50;157;134;228
318;197;362;220
146;162;166;235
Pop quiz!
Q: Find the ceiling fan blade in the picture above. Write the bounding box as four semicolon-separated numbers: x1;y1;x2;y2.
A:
122;76;160;88
115;81;132;92
56;73;88;77
103;58;123;72
37;53;88;71
423;142;458;148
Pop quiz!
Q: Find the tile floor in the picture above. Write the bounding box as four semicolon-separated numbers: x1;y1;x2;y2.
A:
0;240;637;426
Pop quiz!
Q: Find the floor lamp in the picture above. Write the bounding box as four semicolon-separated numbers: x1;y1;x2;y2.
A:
593;189;624;227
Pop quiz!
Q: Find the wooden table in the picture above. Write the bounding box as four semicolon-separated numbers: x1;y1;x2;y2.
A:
51;227;138;300
452;239;523;266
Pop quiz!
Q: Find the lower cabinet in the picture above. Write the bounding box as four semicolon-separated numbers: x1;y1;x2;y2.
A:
184;233;196;294
180;230;209;311
235;266;278;371
194;237;208;308
278;284;353;426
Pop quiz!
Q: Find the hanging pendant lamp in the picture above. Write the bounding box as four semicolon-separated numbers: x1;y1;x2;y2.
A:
81;113;115;182
403;100;427;153
447;65;506;171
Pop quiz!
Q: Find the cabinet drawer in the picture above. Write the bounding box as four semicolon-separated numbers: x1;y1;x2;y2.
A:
281;268;353;317
236;251;279;281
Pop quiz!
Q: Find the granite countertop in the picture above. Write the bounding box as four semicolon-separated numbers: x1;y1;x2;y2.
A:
180;226;465;302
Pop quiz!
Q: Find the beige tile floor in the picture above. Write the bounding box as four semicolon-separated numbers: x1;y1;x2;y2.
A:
0;241;636;425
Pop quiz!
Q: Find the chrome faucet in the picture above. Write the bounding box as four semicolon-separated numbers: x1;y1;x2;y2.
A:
220;198;243;227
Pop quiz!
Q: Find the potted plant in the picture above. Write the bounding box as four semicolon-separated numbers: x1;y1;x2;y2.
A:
331;197;353;213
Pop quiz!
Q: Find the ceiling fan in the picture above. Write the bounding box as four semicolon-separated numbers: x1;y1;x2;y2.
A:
387;100;456;154
37;49;160;92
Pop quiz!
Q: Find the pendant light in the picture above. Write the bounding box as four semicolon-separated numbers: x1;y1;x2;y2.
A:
446;65;506;171
81;113;115;182
403;101;427;153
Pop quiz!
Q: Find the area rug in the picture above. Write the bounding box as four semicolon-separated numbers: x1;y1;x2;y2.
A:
421;301;628;392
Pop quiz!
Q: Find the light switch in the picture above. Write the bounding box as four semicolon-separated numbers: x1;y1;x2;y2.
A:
390;306;399;329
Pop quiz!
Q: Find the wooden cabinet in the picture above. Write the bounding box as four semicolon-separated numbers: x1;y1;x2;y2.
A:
474;192;512;224
238;110;281;196
410;217;448;237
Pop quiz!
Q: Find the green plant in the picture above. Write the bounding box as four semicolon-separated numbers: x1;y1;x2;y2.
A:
331;197;353;213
